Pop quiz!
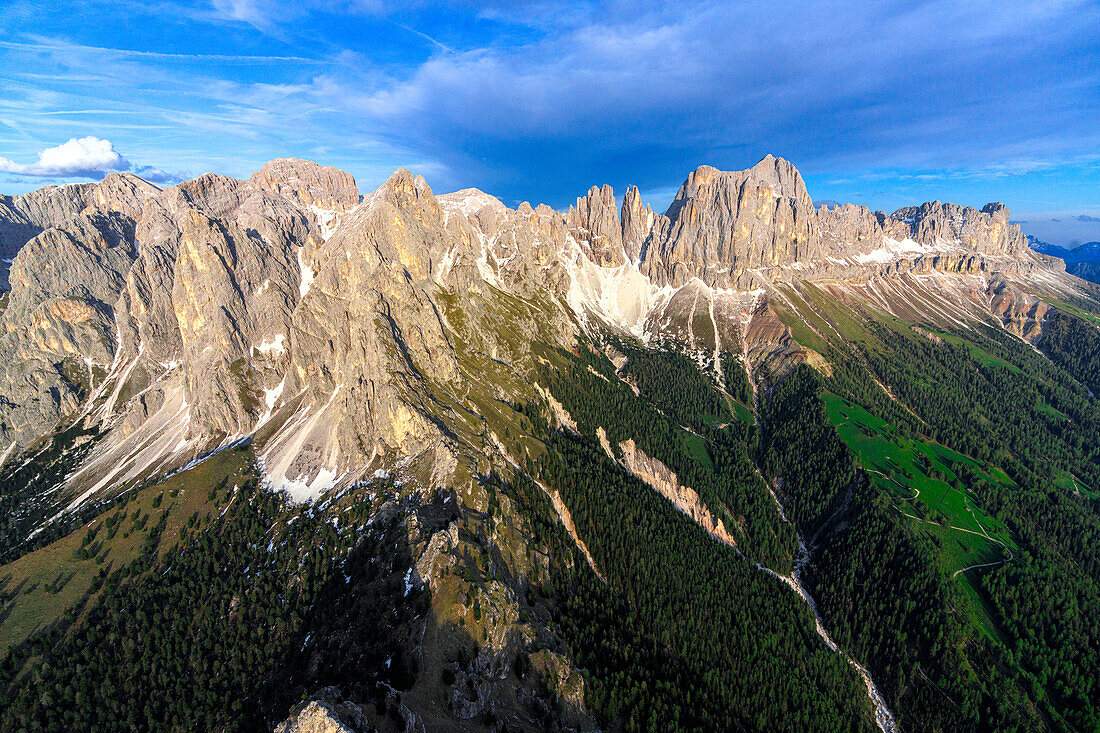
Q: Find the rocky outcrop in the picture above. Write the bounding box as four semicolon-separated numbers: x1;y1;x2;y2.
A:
895;200;1025;254
615;437;738;546
642;155;819;287
250;158;359;212
620;185;653;262
557;156;1039;291
817;202;887;253
0;174;161;451
274;697;367;733
0;174;159;289
250;158;360;241
567;184;624;266
988;276;1053;342
0;183;92;259
262;168;462;497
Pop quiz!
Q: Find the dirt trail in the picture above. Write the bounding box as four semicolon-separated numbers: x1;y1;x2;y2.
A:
889;490;1014;579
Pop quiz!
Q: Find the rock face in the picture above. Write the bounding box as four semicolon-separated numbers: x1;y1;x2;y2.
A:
250;158;360;212
899;201;1024;254
818;202;888;253
4;152;1091;733
643;155;819;287
0;154;1078;512
250;158;360;241
567;184;625;266
274;700;360;733
613;435;738;547
0;174;162;452
274;689;374;733
0;184;92;260
620;185;654;262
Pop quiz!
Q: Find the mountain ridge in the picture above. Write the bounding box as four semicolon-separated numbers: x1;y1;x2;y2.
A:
1028;233;1100;284
2;152;1100;732
0;154;1087;506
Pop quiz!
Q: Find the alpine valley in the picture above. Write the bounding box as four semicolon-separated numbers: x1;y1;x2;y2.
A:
1;154;1098;733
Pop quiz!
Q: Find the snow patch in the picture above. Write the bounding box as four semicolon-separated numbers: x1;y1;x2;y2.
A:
853;235;944;265
437;188;505;217
62;384;191;514
434;246;458;286
271;465;343;504
308;204;340;241
261;384;346;502
563;241;684;341
298;248;314;299
256;378;286;427
255;333;286;356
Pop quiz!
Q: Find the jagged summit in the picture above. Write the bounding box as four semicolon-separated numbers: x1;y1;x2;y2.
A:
250;157;360;210
0;152;1078;512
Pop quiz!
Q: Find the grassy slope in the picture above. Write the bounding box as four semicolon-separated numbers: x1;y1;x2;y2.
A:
772;280;1100;728
821;392;1015;639
0;445;253;651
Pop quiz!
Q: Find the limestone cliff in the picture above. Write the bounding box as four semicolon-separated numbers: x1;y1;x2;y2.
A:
609;432;738;547
0;153;1086;515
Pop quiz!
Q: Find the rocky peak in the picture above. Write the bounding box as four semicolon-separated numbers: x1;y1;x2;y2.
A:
817;202;887;251
620;185;654;262
250;158;359;213
567;184;624;266
746;153;813;204
437;188;507;239
374;167;435;213
0;183;96;259
89;173;162;219
9;183;95;226
645;155;819;287
166;173;252;219
663;164;719;219
0;155;1063;505
981;201;1010;221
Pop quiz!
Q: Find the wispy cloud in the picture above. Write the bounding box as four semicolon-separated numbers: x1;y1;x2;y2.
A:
0;38;322;64
0;0;1096;215
388;20;454;54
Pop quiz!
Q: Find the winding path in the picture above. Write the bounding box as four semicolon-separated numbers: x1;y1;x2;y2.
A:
950;502;1014;577
892;493;1013;577
870;469;1013;578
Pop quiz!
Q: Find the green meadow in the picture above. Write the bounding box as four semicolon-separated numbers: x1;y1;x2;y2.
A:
822;392;1017;637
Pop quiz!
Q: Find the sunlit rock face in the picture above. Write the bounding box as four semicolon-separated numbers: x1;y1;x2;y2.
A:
0;153;1074;508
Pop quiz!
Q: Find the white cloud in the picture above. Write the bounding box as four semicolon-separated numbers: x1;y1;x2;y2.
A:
0;136;129;177
0;136;187;185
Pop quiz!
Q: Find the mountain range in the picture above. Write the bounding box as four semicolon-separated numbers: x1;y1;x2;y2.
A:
1027;235;1100;284
1;155;1098;732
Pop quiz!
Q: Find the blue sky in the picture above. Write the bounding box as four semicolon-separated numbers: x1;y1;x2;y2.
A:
1;0;1098;245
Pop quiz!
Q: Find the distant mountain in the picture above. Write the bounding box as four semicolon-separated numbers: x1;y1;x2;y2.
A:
1028;234;1100;282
